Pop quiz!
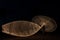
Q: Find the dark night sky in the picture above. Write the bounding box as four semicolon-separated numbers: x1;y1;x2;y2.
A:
0;1;60;40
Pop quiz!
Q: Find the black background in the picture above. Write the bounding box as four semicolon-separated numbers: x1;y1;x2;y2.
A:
0;1;60;40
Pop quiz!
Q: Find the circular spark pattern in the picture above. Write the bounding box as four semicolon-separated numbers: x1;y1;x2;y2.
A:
32;15;57;32
2;21;41;37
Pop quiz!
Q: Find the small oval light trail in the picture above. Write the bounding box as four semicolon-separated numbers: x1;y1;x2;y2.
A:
32;15;57;32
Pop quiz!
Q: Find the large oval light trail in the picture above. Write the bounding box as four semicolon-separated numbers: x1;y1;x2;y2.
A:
2;21;41;37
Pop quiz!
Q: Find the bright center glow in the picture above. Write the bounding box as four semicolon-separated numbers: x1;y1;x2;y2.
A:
40;22;46;29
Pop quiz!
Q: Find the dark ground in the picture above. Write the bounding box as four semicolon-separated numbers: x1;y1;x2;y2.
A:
0;2;60;40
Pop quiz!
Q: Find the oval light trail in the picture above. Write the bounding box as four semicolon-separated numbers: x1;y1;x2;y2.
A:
32;15;57;32
2;21;41;37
